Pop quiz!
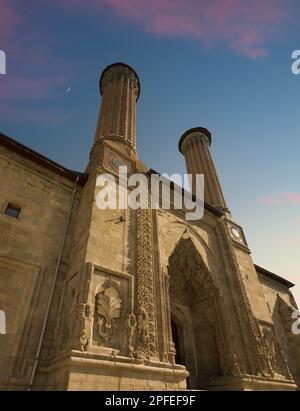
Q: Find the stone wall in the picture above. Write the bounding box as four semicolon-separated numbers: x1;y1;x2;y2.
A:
0;144;80;390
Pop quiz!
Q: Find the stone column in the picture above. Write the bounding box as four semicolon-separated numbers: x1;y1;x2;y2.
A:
179;127;227;209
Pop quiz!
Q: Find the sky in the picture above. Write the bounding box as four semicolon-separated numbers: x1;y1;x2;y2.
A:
0;0;299;305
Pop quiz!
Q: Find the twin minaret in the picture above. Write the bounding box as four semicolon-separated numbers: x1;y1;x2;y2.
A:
93;62;227;209
94;62;140;153
179;127;227;209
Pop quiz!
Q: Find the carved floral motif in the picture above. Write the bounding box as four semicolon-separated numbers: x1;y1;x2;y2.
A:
96;286;122;342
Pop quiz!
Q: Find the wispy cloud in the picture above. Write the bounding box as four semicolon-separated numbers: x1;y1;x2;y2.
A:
257;193;300;205
0;0;295;122
0;0;21;39
0;2;70;101
0;0;295;100
0;100;73;124
58;0;293;58
0;1;72;123
0;74;69;101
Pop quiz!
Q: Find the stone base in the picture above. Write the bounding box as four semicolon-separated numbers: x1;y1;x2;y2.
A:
36;350;189;391
34;350;297;391
203;374;297;391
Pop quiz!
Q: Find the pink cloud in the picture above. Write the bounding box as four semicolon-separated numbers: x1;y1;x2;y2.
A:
0;0;21;39
0;73;69;101
0;101;73;124
57;0;292;58
257;193;300;205
0;0;71;97
0;0;294;122
0;69;72;123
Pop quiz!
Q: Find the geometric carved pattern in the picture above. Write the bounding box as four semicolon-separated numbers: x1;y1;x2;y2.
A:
135;189;157;359
256;322;292;379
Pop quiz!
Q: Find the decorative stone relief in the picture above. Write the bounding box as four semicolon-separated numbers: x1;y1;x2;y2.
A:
136;306;150;359
126;313;137;359
80;329;89;352
168;231;218;306
167;231;226;382
224;351;241;376
69;302;92;351
91;270;131;354
135;185;157;359
95;285;122;343
256;322;292;379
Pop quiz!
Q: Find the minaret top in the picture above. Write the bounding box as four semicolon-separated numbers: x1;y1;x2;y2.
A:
99;62;141;101
90;62;140;157
179;127;212;154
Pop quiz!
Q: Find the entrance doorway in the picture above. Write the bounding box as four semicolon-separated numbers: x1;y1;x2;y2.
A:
171;319;184;366
171;317;191;389
168;233;222;389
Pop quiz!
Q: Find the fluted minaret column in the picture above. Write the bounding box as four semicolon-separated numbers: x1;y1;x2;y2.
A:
94;62;140;151
179;127;227;209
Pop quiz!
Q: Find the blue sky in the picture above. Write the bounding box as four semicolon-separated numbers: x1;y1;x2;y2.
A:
0;0;299;304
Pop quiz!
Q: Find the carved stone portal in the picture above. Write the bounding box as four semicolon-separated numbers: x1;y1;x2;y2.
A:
167;231;226;388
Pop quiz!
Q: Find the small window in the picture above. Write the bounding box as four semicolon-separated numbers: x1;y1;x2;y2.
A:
5;203;21;219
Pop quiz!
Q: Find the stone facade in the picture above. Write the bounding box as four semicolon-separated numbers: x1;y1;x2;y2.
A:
0;63;299;391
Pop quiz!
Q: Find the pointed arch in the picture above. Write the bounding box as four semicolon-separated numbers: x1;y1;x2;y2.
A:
168;230;219;306
167;231;223;387
157;214;222;287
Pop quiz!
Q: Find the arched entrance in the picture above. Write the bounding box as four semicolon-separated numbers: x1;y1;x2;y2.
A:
168;231;223;389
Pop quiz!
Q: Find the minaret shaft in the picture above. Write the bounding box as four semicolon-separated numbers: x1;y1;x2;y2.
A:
179;128;227;209
94;63;140;150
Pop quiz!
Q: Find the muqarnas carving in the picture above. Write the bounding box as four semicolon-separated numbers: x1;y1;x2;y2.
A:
95;283;122;343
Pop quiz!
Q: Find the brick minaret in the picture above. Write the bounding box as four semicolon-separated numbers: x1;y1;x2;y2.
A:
179;127;227;209
94;62;140;152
